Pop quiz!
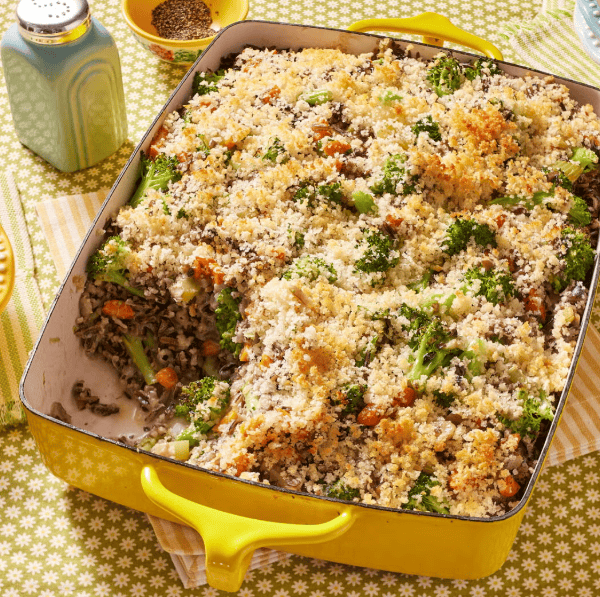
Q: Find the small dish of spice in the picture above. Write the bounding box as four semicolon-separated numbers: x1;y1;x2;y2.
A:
151;0;216;41
121;0;249;65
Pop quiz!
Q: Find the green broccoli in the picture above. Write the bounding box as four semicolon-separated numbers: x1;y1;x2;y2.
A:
192;70;225;96
122;334;156;385
298;89;333;106
399;304;461;383
378;89;402;104
294;181;343;207
411;116;442;142
351;191;377;214
175;377;231;435
463;266;517;305
262;137;287;163
433;390;455;408
403;472;449;514
460;339;487;378
464;58;502;80
442;218;497;256
426;56;463;96
324;479;360;501
545;167;573;192
370;154;416;196
282;256;338;284
215;288;243;356
491;190;551;210
552;227;595;292
498;389;553;439
86;236;144;297
130;152;182;208
333;383;367;415
568;196;592;227
407;269;434;293
550;146;599;185
354;230;399;275
356;335;379;367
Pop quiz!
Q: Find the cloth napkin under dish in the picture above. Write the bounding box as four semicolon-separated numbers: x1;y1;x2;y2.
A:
502;0;600;88
33;186;600;587
0;171;45;428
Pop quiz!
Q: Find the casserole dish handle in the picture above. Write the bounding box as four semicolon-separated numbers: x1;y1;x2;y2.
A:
347;12;503;60
141;466;355;592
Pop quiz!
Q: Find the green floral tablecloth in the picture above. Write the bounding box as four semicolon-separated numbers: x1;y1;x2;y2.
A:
2;0;600;595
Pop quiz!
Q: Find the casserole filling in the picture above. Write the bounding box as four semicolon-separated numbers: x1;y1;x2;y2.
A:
68;42;600;518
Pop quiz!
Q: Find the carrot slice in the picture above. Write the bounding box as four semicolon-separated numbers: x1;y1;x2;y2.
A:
156;367;178;389
102;300;134;319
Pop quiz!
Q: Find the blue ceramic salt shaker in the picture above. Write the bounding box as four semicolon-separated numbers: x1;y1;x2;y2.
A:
1;0;128;172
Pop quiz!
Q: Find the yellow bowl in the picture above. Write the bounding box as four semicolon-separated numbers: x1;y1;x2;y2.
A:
121;0;249;65
0;224;15;314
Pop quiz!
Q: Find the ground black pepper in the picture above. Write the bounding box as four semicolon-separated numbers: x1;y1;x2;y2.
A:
151;0;215;41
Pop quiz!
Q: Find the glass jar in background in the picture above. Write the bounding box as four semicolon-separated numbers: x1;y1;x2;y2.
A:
1;0;128;172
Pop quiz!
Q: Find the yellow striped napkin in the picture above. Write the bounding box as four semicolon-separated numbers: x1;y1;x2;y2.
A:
0;172;45;428
35;188;600;587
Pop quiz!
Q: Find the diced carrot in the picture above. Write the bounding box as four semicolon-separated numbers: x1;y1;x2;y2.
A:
102;300;134;319
262;86;281;104
193;257;225;285
156;367;178;389
311;123;333;141
201;340;221;356
260;355;273;368
496;214;507;229
323;140;351;157
239;346;250;362
394;386;416;408
357;404;382;426
386;214;404;228
524;289;546;322
498;475;520;498
148;125;169;159
223;139;236;150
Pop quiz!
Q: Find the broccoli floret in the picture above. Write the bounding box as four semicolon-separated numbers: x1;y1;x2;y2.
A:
433;391;455;408
491;190;551;210
411;116;442;142
192;70;225;96
550;146;599;185
568;196;592;227
407;269;434;293
122;334;156;385
463;266;517;305
175;377;231;435
215;288;243;356
464;58;502;80
356;335;379;367
403;472;449;514
399;304;460;383
426;56;463;96
442;218;497;256
87;236;144;297
282;256;338;283
324;479;360;501
351;191;377;214
262;137;287;163
498;389;553;439
333;383;367;415
130;152;182;208
370;154;415;196
294;181;343;207
552;227;595;292
354;230;399;276
298;89;333;106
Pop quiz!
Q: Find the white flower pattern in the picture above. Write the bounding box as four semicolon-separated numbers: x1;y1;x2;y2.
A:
1;0;599;594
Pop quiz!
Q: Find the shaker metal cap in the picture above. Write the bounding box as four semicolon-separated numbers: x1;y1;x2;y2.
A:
17;0;91;45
